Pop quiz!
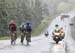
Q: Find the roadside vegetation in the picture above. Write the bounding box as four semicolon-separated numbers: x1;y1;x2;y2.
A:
0;0;75;40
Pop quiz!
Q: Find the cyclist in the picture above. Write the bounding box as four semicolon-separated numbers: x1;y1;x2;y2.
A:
20;22;26;44
25;21;32;45
8;20;17;45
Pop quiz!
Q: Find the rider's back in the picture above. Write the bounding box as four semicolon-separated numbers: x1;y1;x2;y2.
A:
20;23;26;32
26;23;32;33
53;27;61;36
9;21;16;31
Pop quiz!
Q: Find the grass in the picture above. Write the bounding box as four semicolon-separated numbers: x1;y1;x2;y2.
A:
0;36;10;40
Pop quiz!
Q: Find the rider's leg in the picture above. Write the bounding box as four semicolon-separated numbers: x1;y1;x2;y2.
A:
26;33;29;45
14;33;17;45
11;37;14;45
14;40;16;45
21;33;24;44
29;32;31;42
11;32;14;45
11;40;13;45
11;27;17;45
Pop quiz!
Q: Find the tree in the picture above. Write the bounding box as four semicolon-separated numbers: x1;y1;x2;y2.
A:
57;2;72;13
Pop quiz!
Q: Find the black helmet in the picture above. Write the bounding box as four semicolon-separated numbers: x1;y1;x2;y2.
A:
55;24;58;27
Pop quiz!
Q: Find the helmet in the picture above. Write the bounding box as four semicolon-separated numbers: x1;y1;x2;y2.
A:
55;24;59;27
55;24;60;32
